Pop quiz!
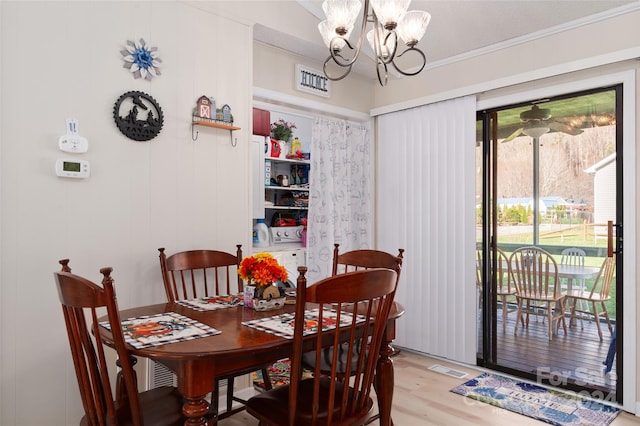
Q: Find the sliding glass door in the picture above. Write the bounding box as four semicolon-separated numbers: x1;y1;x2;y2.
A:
476;86;622;403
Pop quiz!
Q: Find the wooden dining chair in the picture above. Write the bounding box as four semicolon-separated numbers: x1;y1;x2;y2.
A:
331;244;404;277
54;261;185;426
157;246;272;419
58;259;139;405
246;267;399;426
566;255;615;341
510;246;567;341
158;246;244;302
331;244;403;355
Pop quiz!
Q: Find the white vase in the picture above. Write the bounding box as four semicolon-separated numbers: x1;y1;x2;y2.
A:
278;140;289;158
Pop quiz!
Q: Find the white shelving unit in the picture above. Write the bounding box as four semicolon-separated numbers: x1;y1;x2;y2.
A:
252;110;311;281
264;157;310;221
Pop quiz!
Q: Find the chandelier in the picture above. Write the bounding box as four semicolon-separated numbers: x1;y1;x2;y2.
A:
318;0;431;86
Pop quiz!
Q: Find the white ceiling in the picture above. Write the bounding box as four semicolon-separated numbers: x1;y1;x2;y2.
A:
255;0;639;78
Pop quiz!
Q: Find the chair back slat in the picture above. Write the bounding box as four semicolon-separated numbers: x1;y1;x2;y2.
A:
55;266;144;426
158;246;243;302
289;267;398;426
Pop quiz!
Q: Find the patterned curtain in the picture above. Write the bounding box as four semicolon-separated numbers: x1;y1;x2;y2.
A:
305;118;373;284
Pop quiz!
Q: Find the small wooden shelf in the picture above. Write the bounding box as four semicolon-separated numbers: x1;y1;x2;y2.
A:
265;206;308;210
266;185;310;191
192;118;240;131
191;116;240;144
266;157;310;165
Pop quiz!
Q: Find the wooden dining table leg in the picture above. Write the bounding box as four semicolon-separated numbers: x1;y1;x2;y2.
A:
375;322;397;426
182;394;210;426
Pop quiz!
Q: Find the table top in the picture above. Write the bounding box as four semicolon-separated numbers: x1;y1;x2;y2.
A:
556;263;601;279
99;298;405;372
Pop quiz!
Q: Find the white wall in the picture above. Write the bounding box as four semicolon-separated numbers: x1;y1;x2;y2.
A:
0;2;374;425
253;42;374;115
0;2;253;425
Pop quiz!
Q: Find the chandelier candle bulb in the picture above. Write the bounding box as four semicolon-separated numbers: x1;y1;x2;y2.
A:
370;0;411;28
397;10;431;46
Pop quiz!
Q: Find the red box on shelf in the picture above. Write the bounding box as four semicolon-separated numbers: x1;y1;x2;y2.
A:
253;108;270;136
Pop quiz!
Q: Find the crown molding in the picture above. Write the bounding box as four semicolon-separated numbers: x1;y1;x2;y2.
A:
425;2;640;70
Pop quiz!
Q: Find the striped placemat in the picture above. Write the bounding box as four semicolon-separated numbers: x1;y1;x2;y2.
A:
242;308;366;339
176;294;243;311
101;311;220;349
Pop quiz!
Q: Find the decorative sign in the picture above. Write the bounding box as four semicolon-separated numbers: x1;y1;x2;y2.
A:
113;91;164;141
295;64;330;98
120;38;161;81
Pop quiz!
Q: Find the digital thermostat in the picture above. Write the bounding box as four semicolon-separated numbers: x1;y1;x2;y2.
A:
56;159;90;178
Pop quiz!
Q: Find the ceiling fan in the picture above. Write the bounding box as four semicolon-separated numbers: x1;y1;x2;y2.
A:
502;105;583;143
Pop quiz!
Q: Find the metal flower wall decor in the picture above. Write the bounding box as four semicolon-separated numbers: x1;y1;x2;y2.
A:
121;38;161;80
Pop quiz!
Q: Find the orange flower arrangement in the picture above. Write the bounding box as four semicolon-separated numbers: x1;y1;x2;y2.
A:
238;252;288;288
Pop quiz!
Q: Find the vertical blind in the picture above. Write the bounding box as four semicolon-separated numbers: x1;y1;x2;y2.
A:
376;95;477;364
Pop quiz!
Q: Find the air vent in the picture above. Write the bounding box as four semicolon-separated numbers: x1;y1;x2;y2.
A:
148;360;177;389
147;359;229;391
428;364;469;379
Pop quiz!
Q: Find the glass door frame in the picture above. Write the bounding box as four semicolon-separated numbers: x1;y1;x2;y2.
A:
476;84;624;404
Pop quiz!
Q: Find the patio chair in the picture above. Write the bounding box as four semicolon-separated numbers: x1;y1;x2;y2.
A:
566;256;615;341
510;246;566;341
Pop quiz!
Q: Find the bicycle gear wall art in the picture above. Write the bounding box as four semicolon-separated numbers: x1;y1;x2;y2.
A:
113;91;164;141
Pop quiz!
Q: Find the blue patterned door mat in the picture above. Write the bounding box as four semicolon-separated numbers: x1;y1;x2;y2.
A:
451;372;620;426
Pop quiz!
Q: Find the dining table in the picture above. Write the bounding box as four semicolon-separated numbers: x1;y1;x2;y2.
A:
98;297;405;426
556;263;601;284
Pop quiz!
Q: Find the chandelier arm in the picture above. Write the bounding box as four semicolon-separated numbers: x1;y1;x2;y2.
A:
329;38;356;67
379;31;399;65
323;55;354;81
391;46;427;76
376;60;388;86
327;0;372;70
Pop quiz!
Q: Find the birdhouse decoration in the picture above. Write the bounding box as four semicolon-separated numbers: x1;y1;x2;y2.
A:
192;96;233;125
221;104;231;123
196;96;213;119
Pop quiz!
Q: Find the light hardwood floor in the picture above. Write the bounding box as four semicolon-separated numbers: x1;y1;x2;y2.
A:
219;349;640;425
